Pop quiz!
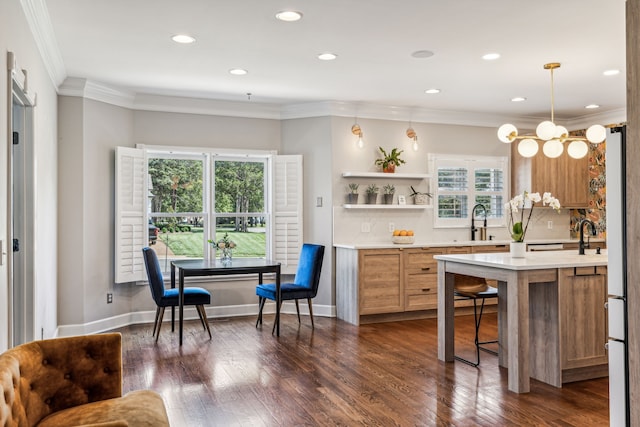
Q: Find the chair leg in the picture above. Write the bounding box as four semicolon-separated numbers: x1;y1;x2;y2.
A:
256;297;266;327
272;299;283;335
307;298;314;329
295;299;301;323
152;307;162;337
155;307;166;342
196;304;206;330
197;305;212;340
454;297;481;367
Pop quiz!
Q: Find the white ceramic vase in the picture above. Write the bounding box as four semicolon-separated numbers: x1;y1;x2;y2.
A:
510;241;526;258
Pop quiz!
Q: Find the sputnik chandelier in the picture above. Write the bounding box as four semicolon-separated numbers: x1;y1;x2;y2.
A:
497;63;606;159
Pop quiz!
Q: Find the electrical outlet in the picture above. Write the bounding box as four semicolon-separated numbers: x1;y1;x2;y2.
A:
316;196;323;207
547;220;553;229
388;222;395;232
361;222;371;233
107;293;113;304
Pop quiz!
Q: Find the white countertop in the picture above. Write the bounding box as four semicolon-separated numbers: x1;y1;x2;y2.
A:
333;238;606;250
434;249;607;270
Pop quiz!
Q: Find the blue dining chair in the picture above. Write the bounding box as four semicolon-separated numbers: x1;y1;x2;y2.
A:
256;244;325;332
142;247;212;342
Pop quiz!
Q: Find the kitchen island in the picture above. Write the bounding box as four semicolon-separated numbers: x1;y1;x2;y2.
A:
435;250;608;394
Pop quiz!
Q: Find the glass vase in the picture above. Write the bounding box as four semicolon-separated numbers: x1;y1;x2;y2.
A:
220;247;233;263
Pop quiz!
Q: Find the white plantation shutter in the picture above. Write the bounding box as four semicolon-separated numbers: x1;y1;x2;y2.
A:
115;147;147;283
272;155;303;274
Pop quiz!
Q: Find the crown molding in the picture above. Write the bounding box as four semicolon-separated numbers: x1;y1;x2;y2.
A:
133;93;283;120
58;77;136;109
20;0;67;87
57;77;628;128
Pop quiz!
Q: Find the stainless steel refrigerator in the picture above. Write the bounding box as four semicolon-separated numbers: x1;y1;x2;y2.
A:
606;125;629;426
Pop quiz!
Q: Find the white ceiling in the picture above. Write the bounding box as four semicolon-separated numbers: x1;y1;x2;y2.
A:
43;0;627;124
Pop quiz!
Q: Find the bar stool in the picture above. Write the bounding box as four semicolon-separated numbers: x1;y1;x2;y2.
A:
453;275;498;367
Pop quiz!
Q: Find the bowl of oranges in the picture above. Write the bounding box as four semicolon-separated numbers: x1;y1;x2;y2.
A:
391;229;415;244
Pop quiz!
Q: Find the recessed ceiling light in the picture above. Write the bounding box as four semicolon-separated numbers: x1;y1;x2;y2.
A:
275;11;302;22
511;97;527;102
411;50;435;59
603;69;620;76
425;89;440;94
317;53;337;61
482;53;500;60
229;68;248;76
585;104;600;109
171;34;196;44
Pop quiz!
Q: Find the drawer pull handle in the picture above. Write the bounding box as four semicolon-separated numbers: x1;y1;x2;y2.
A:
422;288;431;292
421;267;431;271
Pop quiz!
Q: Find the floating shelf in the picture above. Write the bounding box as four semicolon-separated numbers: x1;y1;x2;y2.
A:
342;172;430;179
343;204;431;210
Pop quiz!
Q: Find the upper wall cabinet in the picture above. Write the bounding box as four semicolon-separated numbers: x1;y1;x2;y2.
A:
511;142;588;208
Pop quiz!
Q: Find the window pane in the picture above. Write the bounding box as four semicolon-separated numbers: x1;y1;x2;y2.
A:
438;195;468;218
215;161;265;213
148;159;204;213
215;216;266;258
438;167;468;191
149;215;205;270
474;196;504;219
475;168;504;192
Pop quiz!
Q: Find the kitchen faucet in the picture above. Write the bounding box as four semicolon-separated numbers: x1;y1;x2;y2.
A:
470;203;487;241
578;218;597;255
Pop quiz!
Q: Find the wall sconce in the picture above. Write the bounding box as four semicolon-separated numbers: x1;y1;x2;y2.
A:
407;127;418;151
352;124;364;149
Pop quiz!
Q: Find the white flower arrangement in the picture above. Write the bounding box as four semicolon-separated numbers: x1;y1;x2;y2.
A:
505;191;561;242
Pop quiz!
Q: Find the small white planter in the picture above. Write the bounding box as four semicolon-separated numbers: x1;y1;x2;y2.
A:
510;241;527;258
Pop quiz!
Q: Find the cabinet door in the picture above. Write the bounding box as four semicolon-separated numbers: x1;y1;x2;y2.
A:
359;249;403;314
559;266;608;370
560;153;589;207
404;248;446;311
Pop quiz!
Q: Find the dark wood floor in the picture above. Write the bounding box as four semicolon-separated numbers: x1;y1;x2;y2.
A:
112;313;609;426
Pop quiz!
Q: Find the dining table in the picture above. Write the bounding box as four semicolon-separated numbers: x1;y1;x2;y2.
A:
170;258;282;345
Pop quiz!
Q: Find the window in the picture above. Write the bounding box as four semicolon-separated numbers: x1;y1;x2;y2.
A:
115;146;302;283
430;154;508;228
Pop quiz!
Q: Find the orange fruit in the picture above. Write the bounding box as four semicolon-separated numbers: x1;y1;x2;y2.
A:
407;230;414;236
399;230;408;236
393;229;401;236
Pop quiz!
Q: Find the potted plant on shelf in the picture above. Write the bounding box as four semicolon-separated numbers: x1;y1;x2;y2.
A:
346;183;359;204
409;186;432;205
365;184;379;204
382;184;395;204
375;147;406;173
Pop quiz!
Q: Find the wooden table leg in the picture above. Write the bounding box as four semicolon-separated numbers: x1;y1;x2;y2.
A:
507;271;530;393
437;261;455;362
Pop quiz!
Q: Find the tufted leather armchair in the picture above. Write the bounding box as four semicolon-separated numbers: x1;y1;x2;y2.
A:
0;333;169;426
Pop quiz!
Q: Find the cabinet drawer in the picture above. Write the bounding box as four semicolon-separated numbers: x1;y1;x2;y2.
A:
472;244;509;253
405;292;438;311
404;270;437;291
404;248;447;270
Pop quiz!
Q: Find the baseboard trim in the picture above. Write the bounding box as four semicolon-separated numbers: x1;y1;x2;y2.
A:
55;302;336;337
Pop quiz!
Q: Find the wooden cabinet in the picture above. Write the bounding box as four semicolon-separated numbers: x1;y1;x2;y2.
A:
559;266;608;379
358;249;404;315
336;244;507;324
511;141;589;207
403;247;447;311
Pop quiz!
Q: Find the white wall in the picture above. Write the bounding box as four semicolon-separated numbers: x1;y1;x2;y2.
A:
0;0;59;349
281;116;334;307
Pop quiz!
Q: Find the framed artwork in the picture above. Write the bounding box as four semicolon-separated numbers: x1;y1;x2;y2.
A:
397;195;406;205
